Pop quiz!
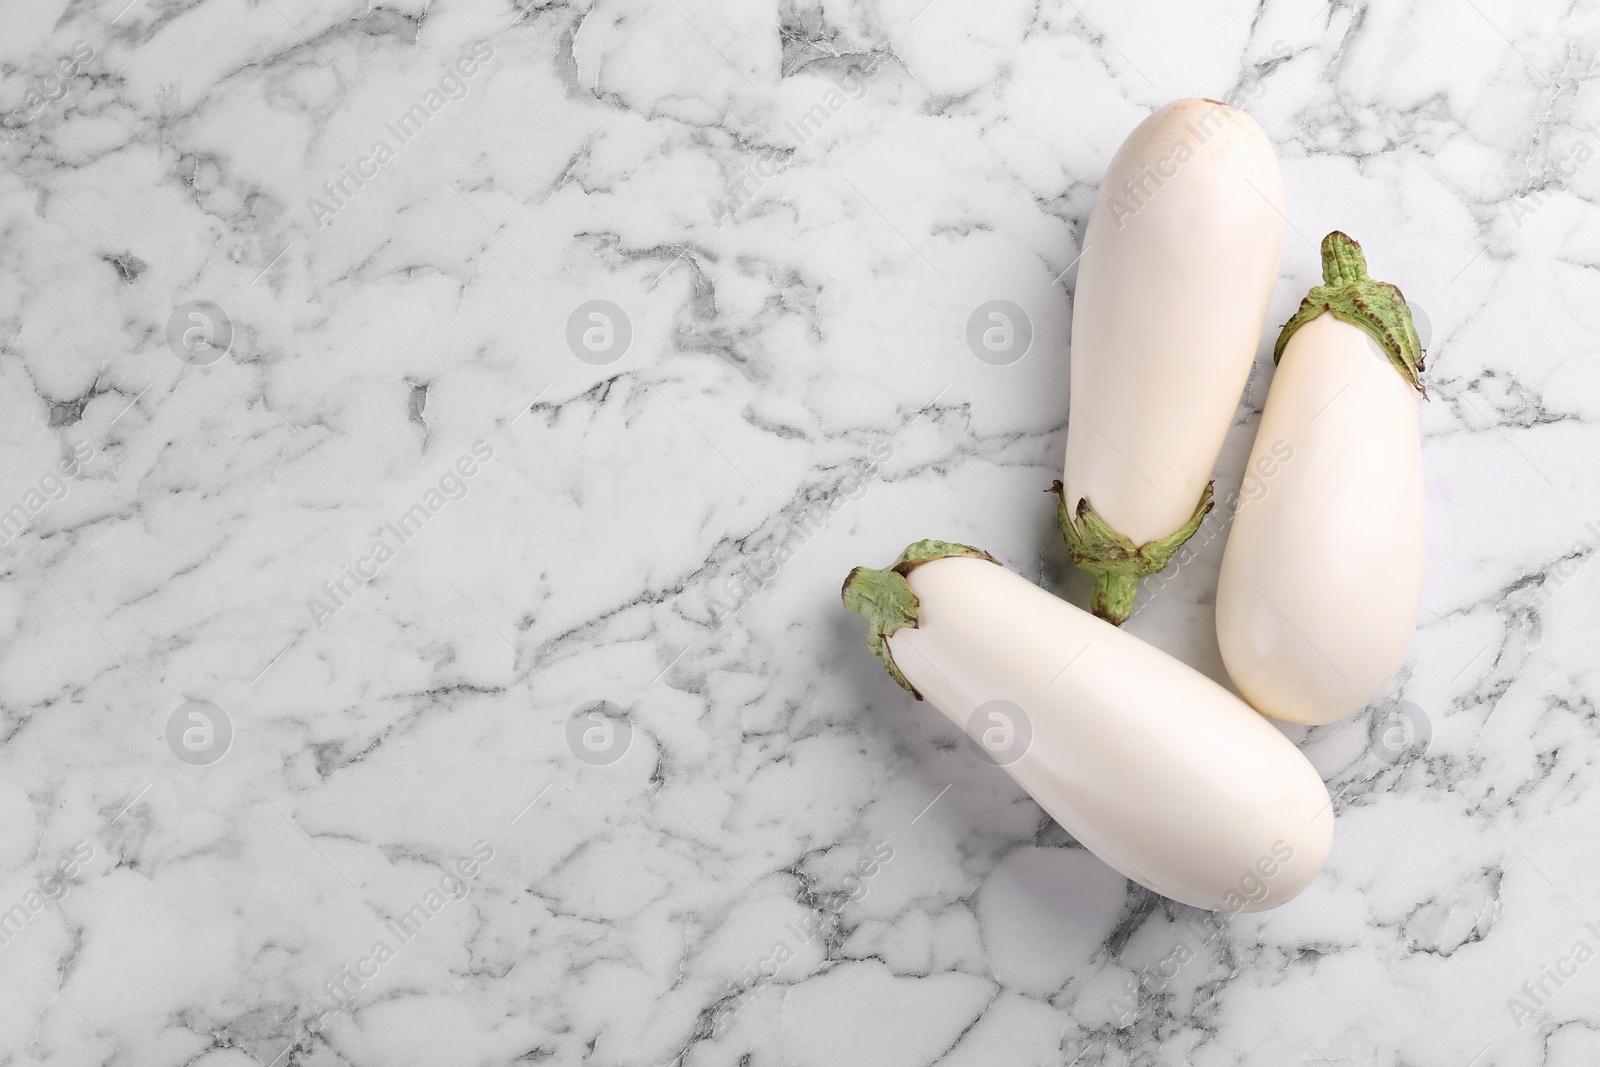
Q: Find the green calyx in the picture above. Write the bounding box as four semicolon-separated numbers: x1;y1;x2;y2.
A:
840;539;999;699
1274;230;1425;394
1050;480;1214;626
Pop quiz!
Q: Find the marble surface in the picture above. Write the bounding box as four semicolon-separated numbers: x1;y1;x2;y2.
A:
1;0;1597;1064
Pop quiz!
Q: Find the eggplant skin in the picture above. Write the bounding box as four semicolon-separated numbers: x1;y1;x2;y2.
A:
859;550;1332;912
1217;312;1425;725
1060;97;1285;621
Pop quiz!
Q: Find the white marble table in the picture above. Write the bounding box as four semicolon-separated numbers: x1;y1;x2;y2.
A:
0;0;1595;1064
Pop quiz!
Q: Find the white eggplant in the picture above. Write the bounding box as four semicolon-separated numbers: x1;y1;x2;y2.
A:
1055;98;1286;624
1216;232;1426;725
843;541;1333;912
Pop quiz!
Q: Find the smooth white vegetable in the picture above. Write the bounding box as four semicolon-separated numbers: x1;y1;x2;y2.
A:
1056;97;1286;624
1217;231;1426;725
843;541;1333;912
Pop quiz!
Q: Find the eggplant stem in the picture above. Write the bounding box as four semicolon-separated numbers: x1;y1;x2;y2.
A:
1050;480;1214;626
1274;230;1426;394
1090;572;1140;627
841;539;999;699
